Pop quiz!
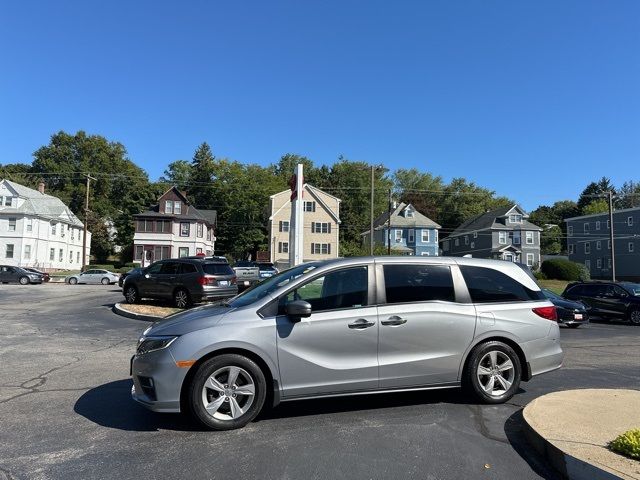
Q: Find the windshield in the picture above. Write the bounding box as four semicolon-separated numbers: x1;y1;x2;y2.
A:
623;283;640;296
227;263;320;308
541;288;563;301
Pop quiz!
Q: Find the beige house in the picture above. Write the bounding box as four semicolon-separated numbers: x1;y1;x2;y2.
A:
268;184;341;269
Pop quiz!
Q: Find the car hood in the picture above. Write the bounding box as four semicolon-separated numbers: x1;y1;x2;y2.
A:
144;304;236;336
551;297;585;310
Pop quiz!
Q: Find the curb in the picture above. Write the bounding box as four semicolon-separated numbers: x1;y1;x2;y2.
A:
112;303;163;322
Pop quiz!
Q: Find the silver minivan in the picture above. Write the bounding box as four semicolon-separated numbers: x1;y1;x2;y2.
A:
131;257;563;430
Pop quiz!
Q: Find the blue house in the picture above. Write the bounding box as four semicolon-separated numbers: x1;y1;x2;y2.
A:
362;202;441;256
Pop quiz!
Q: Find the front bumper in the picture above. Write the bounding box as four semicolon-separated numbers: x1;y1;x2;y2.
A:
130;348;188;413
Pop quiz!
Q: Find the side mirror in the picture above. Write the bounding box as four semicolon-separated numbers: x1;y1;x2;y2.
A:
285;300;312;321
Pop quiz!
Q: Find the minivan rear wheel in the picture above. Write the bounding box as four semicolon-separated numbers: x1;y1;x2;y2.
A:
465;341;521;404
188;354;267;430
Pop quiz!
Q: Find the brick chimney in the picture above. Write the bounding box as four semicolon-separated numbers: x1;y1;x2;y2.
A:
38;180;45;194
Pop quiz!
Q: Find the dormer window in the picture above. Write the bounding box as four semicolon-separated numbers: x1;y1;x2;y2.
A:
165;200;173;214
174;201;182;214
4;196;12;207
405;208;414;218
509;214;523;224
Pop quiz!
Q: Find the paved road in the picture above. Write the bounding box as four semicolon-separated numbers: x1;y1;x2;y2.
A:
1;283;639;480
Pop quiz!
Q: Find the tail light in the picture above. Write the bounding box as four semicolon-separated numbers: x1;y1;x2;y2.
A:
533;306;557;321
198;275;217;286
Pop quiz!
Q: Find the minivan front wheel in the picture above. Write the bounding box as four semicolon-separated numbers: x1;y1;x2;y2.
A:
188;354;267;430
465;341;521;404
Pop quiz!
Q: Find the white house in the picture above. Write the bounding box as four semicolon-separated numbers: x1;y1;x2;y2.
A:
132;187;216;267
0;179;91;270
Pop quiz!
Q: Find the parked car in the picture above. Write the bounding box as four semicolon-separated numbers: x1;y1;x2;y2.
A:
256;262;278;279
123;257;238;308
541;288;589;328
131;257;563;431
66;269;120;285
0;265;44;285
23;268;50;282
119;268;143;288
233;261;261;290
562;281;640;325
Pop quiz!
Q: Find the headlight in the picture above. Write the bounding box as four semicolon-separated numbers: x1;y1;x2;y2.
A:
136;336;178;355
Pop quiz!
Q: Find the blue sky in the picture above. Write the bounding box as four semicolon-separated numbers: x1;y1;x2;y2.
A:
1;0;638;211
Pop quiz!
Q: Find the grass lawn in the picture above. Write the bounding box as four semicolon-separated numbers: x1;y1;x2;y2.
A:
538;279;570;295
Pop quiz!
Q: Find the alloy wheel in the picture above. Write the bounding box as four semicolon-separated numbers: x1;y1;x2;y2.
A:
125;287;137;303
631;309;640;325
101;278;109;285
201;366;256;421
175;290;189;308
476;350;515;397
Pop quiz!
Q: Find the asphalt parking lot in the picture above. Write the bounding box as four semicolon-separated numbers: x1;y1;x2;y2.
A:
1;283;639;480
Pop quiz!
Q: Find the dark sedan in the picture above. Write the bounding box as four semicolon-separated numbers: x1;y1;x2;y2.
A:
541;288;589;328
24;268;50;282
0;265;44;285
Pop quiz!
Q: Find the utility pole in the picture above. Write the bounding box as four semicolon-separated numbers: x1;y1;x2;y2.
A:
82;174;96;271
370;165;375;256
387;188;392;255
608;190;616;281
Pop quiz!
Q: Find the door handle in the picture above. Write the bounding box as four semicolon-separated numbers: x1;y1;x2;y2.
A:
348;318;375;329
381;315;407;326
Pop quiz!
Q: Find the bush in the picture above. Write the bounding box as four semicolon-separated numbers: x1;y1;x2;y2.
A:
89;264;116;271
540;259;590;281
609;428;640;460
534;271;547;280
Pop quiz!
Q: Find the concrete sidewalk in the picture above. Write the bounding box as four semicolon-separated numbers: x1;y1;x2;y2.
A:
523;389;640;480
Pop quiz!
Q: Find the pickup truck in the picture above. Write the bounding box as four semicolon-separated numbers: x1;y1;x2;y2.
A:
233;261;261;290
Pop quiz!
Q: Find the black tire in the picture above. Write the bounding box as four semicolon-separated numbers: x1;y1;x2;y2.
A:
101;277;109;285
19;276;29;285
69;277;78;285
124;285;139;304
187;354;267;430
464;341;521;404
174;288;192;309
629;308;640;326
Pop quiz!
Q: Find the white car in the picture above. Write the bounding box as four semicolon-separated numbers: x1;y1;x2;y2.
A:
66;269;120;285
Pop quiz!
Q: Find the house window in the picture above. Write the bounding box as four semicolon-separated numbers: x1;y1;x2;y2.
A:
443;240;449;251
471;242;475;249
51;222;57;235
464;235;469;245
311;243;331;255
596;258;602;269
279;221;290;232
585;243;590;254
134;245;144;261
422;230;430;243
174;201;182;214
196;248;203;254
595;221;600;230
153;246;171;260
513;232;521;245
421;251;430;256
584;223;590;233
408;229;415;243
629;242;635;253
498;232;507;245
26;218;33;232
69;250;73;263
24;245;31;259
434;230;438;243
525;232;534;244
596;241;601;250
405;208;414;218
71;228;74;240
473;232;478;239
526;253;534;267
165;200;173;214
608;240;611;250
312;222;331;234
585;260;591;270
6;244;14;258
178;247;189;257
8;218;16;231
509;214;522;223
607;220;610;229
180;222;190;237
568;226;573;236
608;258;612;268
454;238;459;247
395;229;402;242
197;223;204;238
568;244;574;254
207;228;212;241
303;201;316;212
60;224;65;237
4;196;12;206
50;248;55;261
628;216;634;227
278;242;289;253
59;249;64;262
77;252;80;264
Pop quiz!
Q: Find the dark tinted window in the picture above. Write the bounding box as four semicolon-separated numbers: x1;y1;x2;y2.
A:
460;266;544;303
383;265;455;304
279;267;368;313
203;263;234;276
160;262;181;274
180;263;198;274
146;263;163;274
565;284;584;296
582;284;603;296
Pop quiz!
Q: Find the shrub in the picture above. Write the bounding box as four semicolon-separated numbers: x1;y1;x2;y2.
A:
540;259;589;281
89;264;116;271
534;271;547;280
609;428;640;460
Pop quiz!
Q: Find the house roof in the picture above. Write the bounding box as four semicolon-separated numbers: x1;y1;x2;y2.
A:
0;179;84;227
134;186;217;226
370;202;441;231
447;204;541;238
269;184;341;224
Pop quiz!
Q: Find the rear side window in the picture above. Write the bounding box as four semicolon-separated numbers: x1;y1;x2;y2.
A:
203;263;234;276
180;263;198;274
161;262;180;275
383;265;455;304
460;266;544;303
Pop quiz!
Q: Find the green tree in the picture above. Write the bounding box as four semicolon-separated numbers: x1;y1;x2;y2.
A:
160;160;193;190
540;225;562;255
618;181;640;209
0;163;32;185
190;143;217;209
577;177;615;213
583;199;609;215
393;168;445;221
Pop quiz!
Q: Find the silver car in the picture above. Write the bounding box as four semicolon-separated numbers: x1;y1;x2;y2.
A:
131;257;563;430
66;269;120;285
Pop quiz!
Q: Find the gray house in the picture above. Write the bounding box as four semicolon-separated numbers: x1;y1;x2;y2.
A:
565;207;640;281
362;202;441;256
441;204;542;267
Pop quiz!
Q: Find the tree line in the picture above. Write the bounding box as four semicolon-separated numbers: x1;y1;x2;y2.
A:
2;130;638;260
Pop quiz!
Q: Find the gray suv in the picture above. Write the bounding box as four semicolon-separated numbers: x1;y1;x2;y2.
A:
131;257;563;430
123;258;238;308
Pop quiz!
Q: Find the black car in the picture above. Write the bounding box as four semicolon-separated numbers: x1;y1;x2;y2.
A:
23;267;50;282
562;281;640;325
0;265;43;284
541;288;589;328
119;267;143;288
123;257;238;308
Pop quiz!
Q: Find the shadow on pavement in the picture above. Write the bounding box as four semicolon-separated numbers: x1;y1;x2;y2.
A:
504;409;560;480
